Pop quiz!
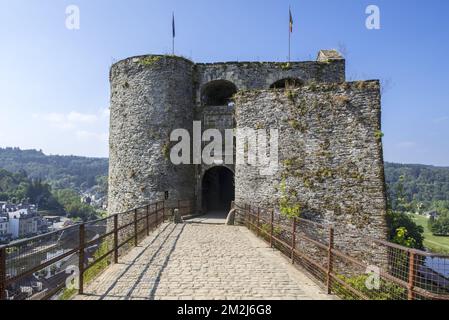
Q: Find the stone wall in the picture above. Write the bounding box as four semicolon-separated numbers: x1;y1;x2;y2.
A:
108;55;195;215
191;51;345;211
234;81;388;261
194;59;345;98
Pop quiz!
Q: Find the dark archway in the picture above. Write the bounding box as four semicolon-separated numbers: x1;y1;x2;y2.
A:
201;80;237;106
270;78;304;89
202;166;235;213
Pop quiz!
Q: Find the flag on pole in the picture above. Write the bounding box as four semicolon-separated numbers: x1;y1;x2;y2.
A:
172;12;176;38
172;12;175;55
289;7;293;33
288;7;293;62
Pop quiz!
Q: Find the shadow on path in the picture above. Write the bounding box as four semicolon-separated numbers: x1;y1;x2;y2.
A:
95;223;174;300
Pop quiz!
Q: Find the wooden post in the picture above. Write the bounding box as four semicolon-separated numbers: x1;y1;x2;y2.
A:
291;217;297;264
113;214;119;264
326;227;334;295
78;223;85;295
270;210;274;248
146;205;150;236
0;246;6;300
408;251;416;300
134;209;138;246
257;208;260;237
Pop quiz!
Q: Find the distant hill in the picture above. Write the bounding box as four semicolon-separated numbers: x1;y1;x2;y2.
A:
0;147;108;191
385;162;449;208
1;148;448;209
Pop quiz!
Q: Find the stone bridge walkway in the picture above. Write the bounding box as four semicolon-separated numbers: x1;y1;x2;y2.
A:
74;222;332;300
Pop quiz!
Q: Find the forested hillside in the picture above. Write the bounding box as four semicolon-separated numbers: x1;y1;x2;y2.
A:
0;169;62;211
384;162;449;211
0;147;108;191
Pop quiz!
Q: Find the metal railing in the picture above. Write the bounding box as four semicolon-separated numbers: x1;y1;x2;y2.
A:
239;203;449;300
0;200;194;300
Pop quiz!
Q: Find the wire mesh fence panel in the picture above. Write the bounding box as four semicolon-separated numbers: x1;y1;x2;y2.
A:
8;255;80;300
0;200;192;300
3;225;81;300
293;219;330;286
136;208;147;243
239;203;449;301
414;254;449;297
82;217;114;291
117;210;136;256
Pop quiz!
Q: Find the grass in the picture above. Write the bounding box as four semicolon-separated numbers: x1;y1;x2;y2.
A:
410;213;449;254
59;241;112;300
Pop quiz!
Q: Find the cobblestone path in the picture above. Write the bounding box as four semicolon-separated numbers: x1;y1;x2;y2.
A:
74;222;332;300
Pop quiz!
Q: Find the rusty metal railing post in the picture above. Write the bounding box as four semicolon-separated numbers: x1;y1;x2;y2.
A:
408;251;416;300
146;205;150;236
134;209;138;246
162;201;166;222
291;217;297;264
326;227;334;295
243;204;247;227
0;246;6;300
247;205;251;231
155;202;159;227
113;214;119;264
257;207;260;237
270;210;274;248
78;223;85;295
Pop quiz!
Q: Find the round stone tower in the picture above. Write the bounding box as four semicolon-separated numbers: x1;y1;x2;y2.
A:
108;55;195;214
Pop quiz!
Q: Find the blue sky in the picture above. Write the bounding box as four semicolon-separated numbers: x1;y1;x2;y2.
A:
0;0;448;166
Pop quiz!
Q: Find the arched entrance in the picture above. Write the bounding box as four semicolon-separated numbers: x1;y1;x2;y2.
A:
202;166;235;214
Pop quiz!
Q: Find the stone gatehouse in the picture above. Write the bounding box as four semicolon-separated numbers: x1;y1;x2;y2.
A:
108;50;387;255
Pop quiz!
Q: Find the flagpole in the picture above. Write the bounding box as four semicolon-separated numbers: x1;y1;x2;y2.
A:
288;6;291;63
288;24;291;63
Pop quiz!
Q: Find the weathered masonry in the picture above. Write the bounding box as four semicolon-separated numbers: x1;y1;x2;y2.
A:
108;50;387;255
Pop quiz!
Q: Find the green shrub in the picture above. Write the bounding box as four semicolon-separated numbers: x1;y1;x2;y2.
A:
278;179;301;219
334;274;406;300
140;56;162;67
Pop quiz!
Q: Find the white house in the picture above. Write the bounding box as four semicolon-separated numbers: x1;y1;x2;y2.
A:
8;209;39;239
0;215;10;241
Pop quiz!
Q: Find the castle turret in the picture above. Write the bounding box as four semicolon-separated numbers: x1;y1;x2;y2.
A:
108;55;195;214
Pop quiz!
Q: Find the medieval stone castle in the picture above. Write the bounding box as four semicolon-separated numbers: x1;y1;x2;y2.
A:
108;50;387;255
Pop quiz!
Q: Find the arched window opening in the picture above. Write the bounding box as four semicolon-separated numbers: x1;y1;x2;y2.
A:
201;80;237;106
270;78;304;89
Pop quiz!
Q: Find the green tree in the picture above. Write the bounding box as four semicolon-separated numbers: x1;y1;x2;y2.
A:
429;211;449;236
386;209;424;249
54;189;98;221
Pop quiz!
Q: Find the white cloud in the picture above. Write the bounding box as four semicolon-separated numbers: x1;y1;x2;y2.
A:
67;112;98;124
433;116;449;124
36;110;106;130
396;141;417;149
101;108;110;118
76;130;108;142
